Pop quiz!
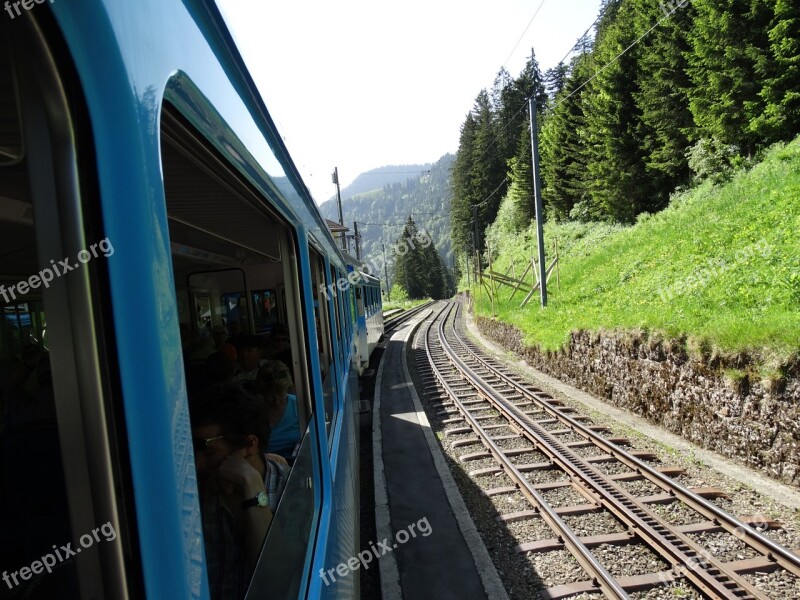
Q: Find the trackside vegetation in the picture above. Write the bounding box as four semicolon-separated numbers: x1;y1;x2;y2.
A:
471;139;800;377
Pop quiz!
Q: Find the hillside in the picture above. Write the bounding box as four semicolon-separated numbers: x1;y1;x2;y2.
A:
474;139;800;379
319;154;455;280
323;164;431;201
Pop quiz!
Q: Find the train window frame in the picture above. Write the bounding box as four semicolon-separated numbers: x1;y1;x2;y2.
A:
308;248;336;441
2;16;139;598
160;102;324;598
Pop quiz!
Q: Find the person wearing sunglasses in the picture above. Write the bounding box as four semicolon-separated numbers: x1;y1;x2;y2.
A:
190;383;289;599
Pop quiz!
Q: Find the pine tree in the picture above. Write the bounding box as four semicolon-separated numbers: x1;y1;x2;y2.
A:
544;63;570;100
753;0;800;144
507;127;535;229
633;0;696;197
540;54;593;220
582;0;660;221
470;89;506;254
450;114;478;254
391;216;449;299
686;0;772;155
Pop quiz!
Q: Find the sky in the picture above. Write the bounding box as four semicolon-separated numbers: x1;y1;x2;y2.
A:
216;0;603;204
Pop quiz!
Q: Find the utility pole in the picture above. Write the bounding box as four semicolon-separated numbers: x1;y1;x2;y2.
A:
353;221;361;260
332;167;346;250
452;255;456;295
382;243;390;301
472;204;480;272
528;96;547;307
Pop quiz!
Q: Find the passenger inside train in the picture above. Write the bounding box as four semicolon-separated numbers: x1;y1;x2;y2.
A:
190;383;290;599
0;76;342;596
247;360;301;461
232;335;268;382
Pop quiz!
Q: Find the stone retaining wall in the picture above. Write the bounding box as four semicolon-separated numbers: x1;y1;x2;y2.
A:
475;316;800;487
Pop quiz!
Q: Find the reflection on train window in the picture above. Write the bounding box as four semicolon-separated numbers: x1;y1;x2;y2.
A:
309;249;335;436
0;204;79;598
161;106;316;599
220;289;278;335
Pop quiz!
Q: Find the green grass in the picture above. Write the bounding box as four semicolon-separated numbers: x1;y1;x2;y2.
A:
473;139;800;373
383;297;430;312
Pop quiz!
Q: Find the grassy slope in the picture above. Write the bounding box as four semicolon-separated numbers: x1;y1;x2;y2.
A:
474;140;800;374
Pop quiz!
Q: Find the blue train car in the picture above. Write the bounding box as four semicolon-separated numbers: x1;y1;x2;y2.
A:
0;2;369;598
348;267;383;375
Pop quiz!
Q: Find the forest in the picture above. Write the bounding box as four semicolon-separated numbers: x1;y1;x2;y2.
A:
450;0;799;259
318;155;455;299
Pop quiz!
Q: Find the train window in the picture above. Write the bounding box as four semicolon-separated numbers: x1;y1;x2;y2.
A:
329;265;344;368
215;288;280;336
161;106;317;599
1;23;135;599
310;250;335;436
0;232;81;598
348;281;357;330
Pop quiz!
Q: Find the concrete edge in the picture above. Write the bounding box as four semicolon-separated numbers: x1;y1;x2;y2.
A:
463;309;800;512
399;307;510;600
373;325;405;600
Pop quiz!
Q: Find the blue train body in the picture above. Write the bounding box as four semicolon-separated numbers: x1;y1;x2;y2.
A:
0;1;380;598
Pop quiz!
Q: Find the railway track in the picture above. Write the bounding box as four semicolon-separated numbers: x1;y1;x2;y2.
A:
414;300;800;599
383;300;435;335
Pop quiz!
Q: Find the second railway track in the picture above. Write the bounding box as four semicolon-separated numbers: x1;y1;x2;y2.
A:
412;300;800;600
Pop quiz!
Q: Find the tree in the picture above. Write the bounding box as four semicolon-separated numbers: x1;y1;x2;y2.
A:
544;63;570;100
753;0;800;144
391;216;448;299
540;53;593;220
633;0;696;196
450;113;479;255
686;0;772;156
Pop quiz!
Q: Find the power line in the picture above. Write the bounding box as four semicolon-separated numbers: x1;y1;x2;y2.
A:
554;9;605;67
473;3;617;168
553;1;681;109
501;0;547;70
472;175;511;210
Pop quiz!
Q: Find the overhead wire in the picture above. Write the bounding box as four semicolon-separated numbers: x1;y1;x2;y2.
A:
468;0;683;211
552;2;683;109
501;0;547;71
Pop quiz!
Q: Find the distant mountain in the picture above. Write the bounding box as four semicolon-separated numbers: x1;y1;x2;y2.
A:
327;164;432;202
319;154;455;284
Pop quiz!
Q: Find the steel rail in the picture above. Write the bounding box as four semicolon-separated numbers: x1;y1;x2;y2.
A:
437;303;769;599
383;299;435;334
424;302;630;599
447;302;800;584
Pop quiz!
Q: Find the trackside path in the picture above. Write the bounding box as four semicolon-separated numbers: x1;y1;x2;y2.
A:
373;308;507;600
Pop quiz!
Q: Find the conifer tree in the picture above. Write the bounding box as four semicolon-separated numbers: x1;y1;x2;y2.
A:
582;0;654;222
544;63;569;100
753;0;800;144
540;54;593;220
391;216;448;299
686;0;772;155
633;0;697;200
450;114;478;254
469;89;506;254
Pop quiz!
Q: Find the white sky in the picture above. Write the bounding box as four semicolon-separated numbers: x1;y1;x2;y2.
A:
216;0;602;204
